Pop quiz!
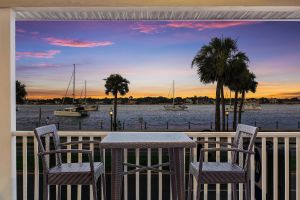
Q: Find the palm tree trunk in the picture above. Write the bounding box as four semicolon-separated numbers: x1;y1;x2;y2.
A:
220;84;225;131
215;81;221;131
113;93;118;131
233;91;238;130
238;91;245;124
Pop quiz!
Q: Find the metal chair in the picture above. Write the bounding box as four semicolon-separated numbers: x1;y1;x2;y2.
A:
34;124;106;200
187;124;258;200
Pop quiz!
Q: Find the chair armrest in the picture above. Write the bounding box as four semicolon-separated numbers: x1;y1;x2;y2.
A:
38;149;95;171
198;148;254;171
38;149;92;156
190;141;235;161
60;140;104;163
197;141;236;147
60;140;102;147
200;148;254;155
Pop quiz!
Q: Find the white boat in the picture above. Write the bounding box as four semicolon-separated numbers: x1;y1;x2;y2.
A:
164;104;188;111
226;103;261;112
164;80;188;111
54;106;88;117
54;64;89;117
82;104;98;111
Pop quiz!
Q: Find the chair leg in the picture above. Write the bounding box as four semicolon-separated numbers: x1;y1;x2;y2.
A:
245;181;250;200
43;175;48;200
57;185;61;200
232;183;237;200
196;180;201;200
187;173;193;200
101;174;107;200
92;179;98;200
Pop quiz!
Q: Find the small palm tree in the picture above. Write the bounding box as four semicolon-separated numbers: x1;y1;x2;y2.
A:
104;74;130;131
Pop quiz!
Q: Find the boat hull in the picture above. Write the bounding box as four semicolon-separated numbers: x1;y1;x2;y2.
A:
225;104;262;112
83;105;98;111
164;105;188;111
54;110;88;117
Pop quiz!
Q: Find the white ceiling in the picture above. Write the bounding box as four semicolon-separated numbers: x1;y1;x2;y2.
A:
15;7;300;20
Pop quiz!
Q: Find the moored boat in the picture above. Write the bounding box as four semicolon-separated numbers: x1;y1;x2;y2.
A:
164;104;188;111
82;104;98;111
54;106;88;117
164;80;188;111
80;80;99;111
226;103;261;112
54;64;89;117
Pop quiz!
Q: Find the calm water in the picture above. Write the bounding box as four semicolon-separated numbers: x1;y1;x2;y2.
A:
16;104;300;131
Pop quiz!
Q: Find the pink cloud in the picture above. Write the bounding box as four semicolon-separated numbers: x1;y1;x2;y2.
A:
16;50;61;59
36;63;59;68
165;21;256;30
45;37;114;48
132;21;257;33
131;23;160;33
16;28;26;33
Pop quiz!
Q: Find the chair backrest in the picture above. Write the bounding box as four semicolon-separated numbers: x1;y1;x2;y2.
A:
232;124;258;170
34;124;62;170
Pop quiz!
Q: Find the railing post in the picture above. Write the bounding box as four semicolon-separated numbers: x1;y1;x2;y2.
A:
122;122;125;130
100;120;103;129
254;121;257;127
296;137;300;200
210;122;213;130
166;122;169;130
57;121;60;130
144;122;147;130
285;137;290;200
273;137;278;200
188;122;191;130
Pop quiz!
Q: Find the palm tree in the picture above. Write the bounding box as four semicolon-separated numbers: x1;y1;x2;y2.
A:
238;70;258;123
226;52;249;130
192;37;238;131
104;74;130;131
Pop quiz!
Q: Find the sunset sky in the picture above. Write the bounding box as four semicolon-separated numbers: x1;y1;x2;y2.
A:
16;21;300;99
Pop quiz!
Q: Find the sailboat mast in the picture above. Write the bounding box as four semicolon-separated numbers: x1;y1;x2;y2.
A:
73;64;75;104
84;80;87;103
172;80;175;105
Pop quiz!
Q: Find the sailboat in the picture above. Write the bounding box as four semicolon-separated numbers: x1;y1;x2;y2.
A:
164;80;188;111
81;80;98;111
225;91;261;112
54;64;88;117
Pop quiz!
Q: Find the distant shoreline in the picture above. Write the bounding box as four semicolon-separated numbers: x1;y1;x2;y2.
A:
19;96;300;106
17;103;300;106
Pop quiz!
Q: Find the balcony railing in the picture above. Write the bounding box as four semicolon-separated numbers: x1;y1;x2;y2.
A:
13;131;300;200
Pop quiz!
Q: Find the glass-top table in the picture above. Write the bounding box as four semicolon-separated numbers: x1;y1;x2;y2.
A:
101;132;196;200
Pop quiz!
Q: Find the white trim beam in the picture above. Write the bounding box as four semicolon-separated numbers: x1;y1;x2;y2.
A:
15;6;300;20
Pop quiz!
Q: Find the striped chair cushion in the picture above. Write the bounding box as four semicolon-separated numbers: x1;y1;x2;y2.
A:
190;162;246;184
48;162;104;185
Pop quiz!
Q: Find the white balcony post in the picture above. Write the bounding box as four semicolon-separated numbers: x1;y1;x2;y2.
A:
0;8;16;200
